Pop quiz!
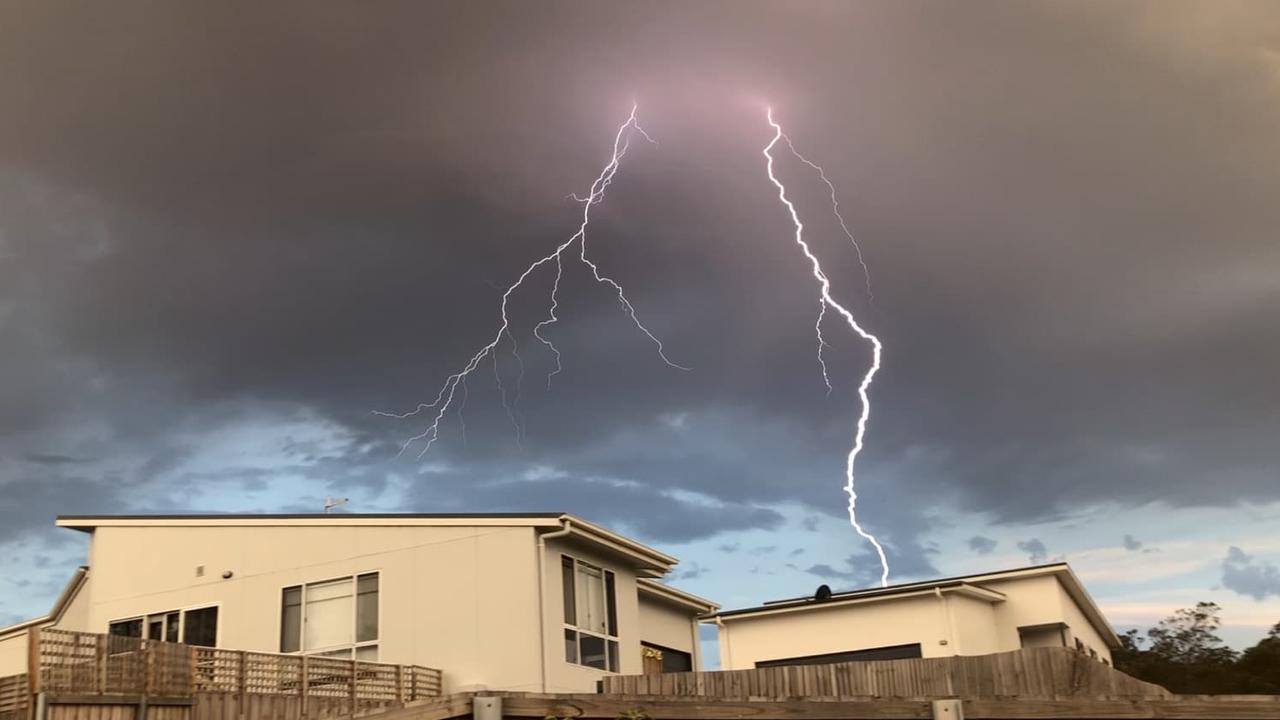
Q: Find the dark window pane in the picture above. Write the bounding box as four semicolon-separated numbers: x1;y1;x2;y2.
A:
561;556;575;625
604;571;617;637
662;649;692;673
148;619;162;641
564;629;578;664
281;586;302;652
357;573;379;642
755;643;922;667
607;640;618;672
109;619;142;638
165;613;180;643
580;634;606;670
183;607;218;647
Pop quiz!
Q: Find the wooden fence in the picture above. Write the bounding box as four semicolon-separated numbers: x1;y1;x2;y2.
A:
0;674;28;720
601;647;1171;700
0;628;442;720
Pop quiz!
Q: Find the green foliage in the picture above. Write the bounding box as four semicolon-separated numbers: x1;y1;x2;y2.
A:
1113;603;1280;694
617;708;649;720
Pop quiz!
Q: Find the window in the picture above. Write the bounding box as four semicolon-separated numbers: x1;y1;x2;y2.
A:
109;619;143;639
183;607;218;647
280;572;378;660
561;555;618;671
756;643;923;667
108;606;217;647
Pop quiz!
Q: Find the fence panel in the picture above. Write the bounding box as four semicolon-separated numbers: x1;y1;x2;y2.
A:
600;647;1172;700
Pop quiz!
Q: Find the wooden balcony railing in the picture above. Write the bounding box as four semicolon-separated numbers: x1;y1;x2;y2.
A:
19;627;441;704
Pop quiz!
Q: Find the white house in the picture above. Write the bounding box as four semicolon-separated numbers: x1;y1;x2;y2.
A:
0;513;717;692
705;563;1120;669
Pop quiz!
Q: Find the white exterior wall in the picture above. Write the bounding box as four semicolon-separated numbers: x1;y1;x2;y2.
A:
84;524;545;692
0;633;26;675
983;575;1067;652
943;593;1001;656
718;572;1116;670
719;593;955;670
638;593;699;658
1055;583;1113;664
541;535;642;692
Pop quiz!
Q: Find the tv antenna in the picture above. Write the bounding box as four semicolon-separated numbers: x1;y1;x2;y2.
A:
323;497;349;514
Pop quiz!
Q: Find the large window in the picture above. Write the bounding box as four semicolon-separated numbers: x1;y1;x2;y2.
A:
108;606;218;647
280;572;379;660
561;555;618;672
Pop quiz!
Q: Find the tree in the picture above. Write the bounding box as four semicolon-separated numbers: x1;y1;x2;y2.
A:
1237;622;1280;693
1113;602;1250;694
1145;602;1238;665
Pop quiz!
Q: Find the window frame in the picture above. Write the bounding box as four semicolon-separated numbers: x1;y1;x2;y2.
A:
278;570;381;661
107;603;222;648
560;554;619;673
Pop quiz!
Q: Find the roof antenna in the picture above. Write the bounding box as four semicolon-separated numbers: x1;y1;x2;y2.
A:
323;497;349;514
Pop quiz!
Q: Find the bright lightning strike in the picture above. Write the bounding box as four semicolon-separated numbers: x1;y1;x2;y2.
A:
376;105;687;457
764;107;890;588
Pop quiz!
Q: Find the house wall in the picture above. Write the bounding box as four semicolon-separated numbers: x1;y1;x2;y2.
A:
943;593;1001;656
1054;583;1113;664
718;574;1115;671
541;535;644;692
0;632;26;675
718;593;957;670
983;575;1113;663
83;524;545;693
638;592;699;659
984;575;1067;652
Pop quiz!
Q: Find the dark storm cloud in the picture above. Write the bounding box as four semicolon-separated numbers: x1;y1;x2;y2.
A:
1123;535;1144;552
806;541;940;588
1;0;1279;602
1221;547;1280;601
1017;539;1049;565
968;536;998;555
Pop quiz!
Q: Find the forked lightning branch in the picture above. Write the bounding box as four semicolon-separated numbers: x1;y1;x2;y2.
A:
379;105;891;587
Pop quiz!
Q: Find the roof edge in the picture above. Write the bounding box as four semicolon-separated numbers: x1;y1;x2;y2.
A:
0;566;89;638
638;578;720;612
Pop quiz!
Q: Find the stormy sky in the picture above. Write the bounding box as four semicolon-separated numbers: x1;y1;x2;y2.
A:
2;1;1279;652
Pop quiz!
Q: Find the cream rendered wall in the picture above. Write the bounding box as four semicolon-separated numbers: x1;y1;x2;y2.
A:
59;576;92;631
942;594;1003;656
85;525;544;693
1054;583;1113;664
541;536;642;693
719;594;955;670
638;594;698;657
983;575;1067;652
0;633;26;675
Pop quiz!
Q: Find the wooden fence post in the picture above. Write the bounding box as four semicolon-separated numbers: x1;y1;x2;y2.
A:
26;626;41;720
144;640;155;696
237;651;247;720
299;656;309;720
349;659;357;717
95;635;109;695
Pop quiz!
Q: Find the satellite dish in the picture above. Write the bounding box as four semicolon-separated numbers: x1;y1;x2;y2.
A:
814;584;833;601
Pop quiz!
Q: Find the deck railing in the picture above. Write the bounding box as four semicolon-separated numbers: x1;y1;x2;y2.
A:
17;627;441;704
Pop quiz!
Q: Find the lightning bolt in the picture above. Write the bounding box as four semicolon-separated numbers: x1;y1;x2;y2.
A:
764;107;890;587
376;105;687;457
